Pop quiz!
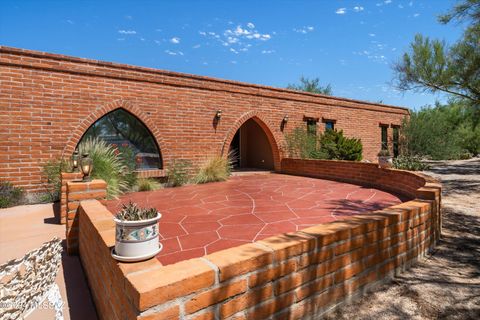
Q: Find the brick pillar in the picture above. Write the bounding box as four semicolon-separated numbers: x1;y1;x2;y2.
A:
60;172;83;224
66;179;107;255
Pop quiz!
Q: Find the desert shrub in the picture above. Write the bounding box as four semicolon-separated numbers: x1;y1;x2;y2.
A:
115;143;138;189
167;159;191;187
195;155;233;184
392;155;430;171
136;178;162;192
285;127;362;161
0;181;24;208
41;158;72;202
285;127;328;159
319;129;363;161
77;137;132;199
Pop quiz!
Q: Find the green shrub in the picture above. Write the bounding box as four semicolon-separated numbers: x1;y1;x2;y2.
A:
167;160;191;187
0;181;24;208
41;158;72;202
195;155;233;184
285;127;327;159
319;129;363;161
285;127;363;161
136;178;162;192
77;137;132;199
392;155;430;171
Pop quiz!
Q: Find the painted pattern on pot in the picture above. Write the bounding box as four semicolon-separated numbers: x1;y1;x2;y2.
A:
116;224;158;243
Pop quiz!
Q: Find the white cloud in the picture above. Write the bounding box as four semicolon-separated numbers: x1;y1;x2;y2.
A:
165;50;183;56
293;26;315;34
231;60;238;64
170;37;180;44
193;44;201;49
336;8;346;14
230;48;238;54
398;4;404;8
199;31;207;36
247;22;255;29
409;1;413;6
369;33;376;37
117;38;125;41
118;30;136;35
413;13;420;17
140;37;145;41
353;6;364;12
66;19;74;25
384;0;392;4
261;50;275;54
154;40;161;45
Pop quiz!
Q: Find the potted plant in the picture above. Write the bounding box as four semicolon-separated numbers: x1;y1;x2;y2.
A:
112;201;162;262
377;149;393;168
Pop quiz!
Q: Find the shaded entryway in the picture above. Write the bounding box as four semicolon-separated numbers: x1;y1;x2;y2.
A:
229;118;274;170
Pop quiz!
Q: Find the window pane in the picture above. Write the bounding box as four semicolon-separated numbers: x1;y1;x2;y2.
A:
80;109;162;169
307;120;317;136
393;127;399;157
325;121;334;131
381;126;388;150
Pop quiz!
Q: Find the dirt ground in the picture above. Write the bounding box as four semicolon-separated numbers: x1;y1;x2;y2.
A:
324;157;480;320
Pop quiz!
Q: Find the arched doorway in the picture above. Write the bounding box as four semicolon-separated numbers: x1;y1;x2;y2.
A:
229;118;274;170
77;108;162;169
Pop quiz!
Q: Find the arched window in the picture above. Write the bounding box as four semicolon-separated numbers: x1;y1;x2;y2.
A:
79;109;162;170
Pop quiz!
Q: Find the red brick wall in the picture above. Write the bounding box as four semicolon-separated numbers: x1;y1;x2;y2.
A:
75;161;441;320
0;46;409;193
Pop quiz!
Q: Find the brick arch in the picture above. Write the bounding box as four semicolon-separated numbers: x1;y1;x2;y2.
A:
221;111;284;171
62;99;166;166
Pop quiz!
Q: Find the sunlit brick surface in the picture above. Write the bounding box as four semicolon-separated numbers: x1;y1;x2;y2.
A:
106;174;402;265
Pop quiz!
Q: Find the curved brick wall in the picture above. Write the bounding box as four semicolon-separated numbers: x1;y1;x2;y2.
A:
72;160;441;320
0;46;409;193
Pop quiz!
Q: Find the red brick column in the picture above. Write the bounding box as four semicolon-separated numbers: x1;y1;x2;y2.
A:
66;179;107;255
60;172;83;224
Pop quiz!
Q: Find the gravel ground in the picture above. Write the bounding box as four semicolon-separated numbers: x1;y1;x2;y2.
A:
323;157;480;320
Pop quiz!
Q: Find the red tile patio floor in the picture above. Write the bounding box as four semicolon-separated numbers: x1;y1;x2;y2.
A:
106;173;403;265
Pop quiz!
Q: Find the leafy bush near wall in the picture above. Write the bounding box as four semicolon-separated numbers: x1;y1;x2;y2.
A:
195;155;233;184
41;158;72;202
285;127;363;161
0;181;24;208
392;155;430;171
319;129;363;161
77;138;132;199
166;160;192;187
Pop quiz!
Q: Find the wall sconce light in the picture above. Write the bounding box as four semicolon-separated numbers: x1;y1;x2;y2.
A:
81;153;93;182
72;150;79;172
215;110;222;119
283;115;289;123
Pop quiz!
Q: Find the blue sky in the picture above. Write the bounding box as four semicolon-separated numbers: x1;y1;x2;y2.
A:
0;0;463;110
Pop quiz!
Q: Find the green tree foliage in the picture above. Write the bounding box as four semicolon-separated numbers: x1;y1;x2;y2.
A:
401;101;480;159
285;127;362;161
287;76;333;95
393;0;480;110
41;158;71;201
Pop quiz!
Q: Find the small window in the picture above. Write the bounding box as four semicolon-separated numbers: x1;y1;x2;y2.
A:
392;127;399;157
325;121;335;131
381;126;388;150
307;119;317;136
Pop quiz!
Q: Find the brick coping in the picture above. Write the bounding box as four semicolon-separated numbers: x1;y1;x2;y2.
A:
0;45;409;115
76;162;441;319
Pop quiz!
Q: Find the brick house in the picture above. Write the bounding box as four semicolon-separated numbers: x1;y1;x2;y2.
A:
0;46;409;194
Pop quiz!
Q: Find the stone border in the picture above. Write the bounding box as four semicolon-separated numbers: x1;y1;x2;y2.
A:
72;159;441;319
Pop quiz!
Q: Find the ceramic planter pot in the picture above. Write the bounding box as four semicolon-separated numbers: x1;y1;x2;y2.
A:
378;156;393;169
114;212;162;259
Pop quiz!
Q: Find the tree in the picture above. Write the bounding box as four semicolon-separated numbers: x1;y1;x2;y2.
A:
393;0;480;107
287;76;333;95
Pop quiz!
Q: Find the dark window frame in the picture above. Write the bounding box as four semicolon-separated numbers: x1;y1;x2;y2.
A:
380;125;389;150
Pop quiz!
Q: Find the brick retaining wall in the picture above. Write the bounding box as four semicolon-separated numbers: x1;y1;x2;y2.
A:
73;160;441;320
